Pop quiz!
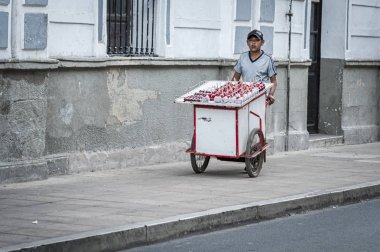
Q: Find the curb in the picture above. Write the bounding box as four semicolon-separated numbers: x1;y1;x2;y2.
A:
3;180;380;252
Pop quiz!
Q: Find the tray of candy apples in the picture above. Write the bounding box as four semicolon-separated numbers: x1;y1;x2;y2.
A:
175;81;272;107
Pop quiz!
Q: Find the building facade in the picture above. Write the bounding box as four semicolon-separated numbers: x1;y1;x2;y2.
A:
0;0;379;183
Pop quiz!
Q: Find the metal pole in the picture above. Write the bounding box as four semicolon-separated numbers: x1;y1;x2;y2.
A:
107;0;111;54
113;0;117;53
124;0;128;54
285;0;293;152
135;0;139;54
141;0;145;54
146;0;150;54
130;0;134;55
151;0;155;55
119;0;122;53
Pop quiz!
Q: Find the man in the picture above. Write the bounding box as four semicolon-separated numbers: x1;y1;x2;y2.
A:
232;29;277;105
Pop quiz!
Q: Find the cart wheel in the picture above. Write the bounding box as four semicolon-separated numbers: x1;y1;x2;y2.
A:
245;129;264;178
190;136;210;173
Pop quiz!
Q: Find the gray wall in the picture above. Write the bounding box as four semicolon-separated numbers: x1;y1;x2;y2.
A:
0;71;48;161
45;66;218;154
319;59;344;136
0;63;229;182
342;65;380;144
0;65;224;158
267;63;309;153
319;59;380;143
319;0;380;143
0;61;311;183
1;59;378;184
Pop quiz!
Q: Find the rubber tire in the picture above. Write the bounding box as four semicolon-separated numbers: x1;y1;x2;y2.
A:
245;129;264;178
190;136;210;173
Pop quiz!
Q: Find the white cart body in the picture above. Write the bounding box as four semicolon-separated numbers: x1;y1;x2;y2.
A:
175;81;272;158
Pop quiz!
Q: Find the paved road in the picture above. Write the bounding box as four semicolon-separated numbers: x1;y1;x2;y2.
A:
126;198;380;252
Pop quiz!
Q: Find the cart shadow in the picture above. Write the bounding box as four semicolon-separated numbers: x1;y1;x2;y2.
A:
180;163;250;179
201;170;249;178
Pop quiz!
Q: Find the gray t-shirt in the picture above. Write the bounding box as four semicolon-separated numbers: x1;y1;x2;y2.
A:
234;51;277;82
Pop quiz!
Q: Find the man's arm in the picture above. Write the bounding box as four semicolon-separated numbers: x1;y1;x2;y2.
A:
269;75;277;96
231;72;241;81
266;75;277;105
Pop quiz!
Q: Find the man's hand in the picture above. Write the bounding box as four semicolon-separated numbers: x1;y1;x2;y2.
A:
232;71;241;81
266;94;275;105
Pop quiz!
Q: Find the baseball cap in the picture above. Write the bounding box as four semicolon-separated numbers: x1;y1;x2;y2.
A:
247;29;263;40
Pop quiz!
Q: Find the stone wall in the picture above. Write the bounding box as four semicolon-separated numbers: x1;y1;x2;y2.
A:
319;59;344;136
0;59;234;183
342;62;380;144
266;62;310;153
0;70;48;161
2;59;378;184
319;59;380;144
44;65;220;157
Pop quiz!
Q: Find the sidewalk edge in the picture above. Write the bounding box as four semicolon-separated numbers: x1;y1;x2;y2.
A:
2;181;380;252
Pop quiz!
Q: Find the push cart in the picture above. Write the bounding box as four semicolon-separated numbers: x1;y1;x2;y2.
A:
175;81;273;178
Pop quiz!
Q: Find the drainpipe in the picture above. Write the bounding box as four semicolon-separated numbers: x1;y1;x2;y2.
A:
285;0;293;152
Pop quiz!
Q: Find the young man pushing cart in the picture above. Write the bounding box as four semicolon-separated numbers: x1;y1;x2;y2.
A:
175;29;276;178
232;29;277;174
232;29;277;105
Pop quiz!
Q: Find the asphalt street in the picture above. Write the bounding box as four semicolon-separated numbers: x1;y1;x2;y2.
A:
126;198;380;252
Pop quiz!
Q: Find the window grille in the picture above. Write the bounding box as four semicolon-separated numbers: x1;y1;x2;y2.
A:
107;0;155;56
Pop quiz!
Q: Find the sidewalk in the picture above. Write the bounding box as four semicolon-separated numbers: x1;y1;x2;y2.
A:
1;142;380;252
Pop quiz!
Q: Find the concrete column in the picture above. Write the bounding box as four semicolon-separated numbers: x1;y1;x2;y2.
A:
319;0;348;135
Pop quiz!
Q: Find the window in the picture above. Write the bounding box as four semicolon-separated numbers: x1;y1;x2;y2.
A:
107;0;156;56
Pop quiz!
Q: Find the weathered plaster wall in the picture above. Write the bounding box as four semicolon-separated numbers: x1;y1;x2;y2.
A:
0;71;48;161
0;61;312;182
266;63;309;153
266;66;287;153
288;65;309;151
0;70;49;183
319;59;344;135
46;69;110;152
46;66;219;155
319;60;380;143
2;59;377;183
342;66;380;144
0;63;229;182
319;0;380;143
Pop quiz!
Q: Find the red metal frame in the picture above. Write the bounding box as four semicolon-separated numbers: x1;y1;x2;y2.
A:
192;94;268;159
193;106;197;151
235;109;239;156
249;111;263;145
187;143;269;158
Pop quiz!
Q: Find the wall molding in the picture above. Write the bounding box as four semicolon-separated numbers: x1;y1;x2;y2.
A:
0;57;318;70
345;60;380;67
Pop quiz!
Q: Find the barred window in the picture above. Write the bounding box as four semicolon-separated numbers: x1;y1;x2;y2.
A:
107;0;156;56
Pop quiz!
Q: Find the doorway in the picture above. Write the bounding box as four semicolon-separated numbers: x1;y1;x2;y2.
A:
307;0;322;133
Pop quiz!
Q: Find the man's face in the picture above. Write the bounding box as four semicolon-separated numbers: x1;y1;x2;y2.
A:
247;37;264;53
